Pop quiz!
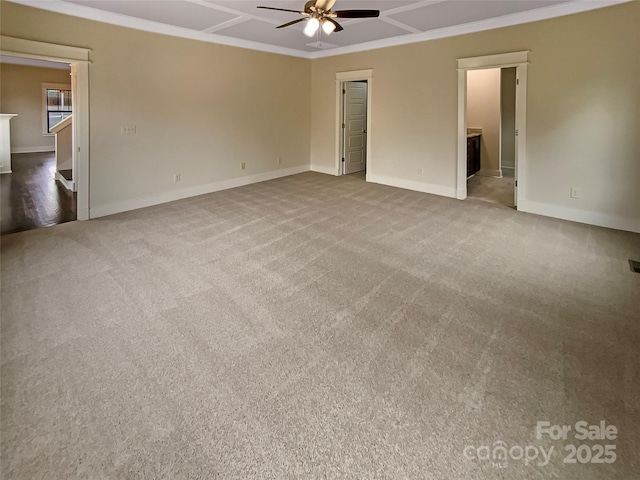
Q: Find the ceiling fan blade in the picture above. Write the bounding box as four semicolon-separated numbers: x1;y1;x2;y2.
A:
276;18;306;29
334;9;380;18
326;18;343;32
257;6;304;14
314;0;336;12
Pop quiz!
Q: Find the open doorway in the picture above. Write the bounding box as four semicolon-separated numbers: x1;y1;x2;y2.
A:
1;35;90;224
465;67;516;208
0;56;76;234
456;51;529;209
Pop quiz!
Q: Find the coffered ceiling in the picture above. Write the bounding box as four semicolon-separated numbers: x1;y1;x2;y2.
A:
7;0;627;58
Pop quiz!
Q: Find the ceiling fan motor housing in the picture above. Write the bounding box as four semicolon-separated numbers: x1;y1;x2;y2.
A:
257;0;380;36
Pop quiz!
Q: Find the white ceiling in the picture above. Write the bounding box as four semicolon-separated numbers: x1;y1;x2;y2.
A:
7;0;628;58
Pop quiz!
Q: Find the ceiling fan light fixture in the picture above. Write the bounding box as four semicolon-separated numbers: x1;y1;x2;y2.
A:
322;19;336;34
259;1;378;37
303;17;320;37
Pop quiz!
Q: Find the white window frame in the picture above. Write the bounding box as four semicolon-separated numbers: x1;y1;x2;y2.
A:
42;82;72;136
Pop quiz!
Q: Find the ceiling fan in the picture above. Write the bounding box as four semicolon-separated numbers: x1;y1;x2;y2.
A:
257;0;380;37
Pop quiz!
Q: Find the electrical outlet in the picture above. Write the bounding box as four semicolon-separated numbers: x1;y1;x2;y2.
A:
241;162;246;171
174;173;181;183
570;187;580;199
120;125;136;135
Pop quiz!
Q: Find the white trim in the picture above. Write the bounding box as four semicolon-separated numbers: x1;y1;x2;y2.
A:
8;0;630;59
2;36;91;221
379;16;421;35
5;0;309;59
90;165;309;218
310;164;339;176
0;35;90;62
456;69;467;200
457;51;529;70
308;1;632;59
73;62;89;220
0;55;71;69
514;63;528;208
368;173;456;199
335;70;373;178
11;146;54;154
49;110;72;133
41;82;70;89
457;52;528;209
55;171;74;191
42;82;71;135
336;70;374;81
1;114;18;173
519;200;640;234
202;17;249;34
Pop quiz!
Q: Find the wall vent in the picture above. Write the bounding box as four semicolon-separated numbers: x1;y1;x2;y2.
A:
629;260;640;273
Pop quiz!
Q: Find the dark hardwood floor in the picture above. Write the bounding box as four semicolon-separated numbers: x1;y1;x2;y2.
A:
1;152;77;235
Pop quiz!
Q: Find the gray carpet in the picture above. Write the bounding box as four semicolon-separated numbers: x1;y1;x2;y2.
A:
2;172;639;479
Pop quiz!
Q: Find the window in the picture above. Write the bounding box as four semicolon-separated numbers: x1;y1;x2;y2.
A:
42;83;72;134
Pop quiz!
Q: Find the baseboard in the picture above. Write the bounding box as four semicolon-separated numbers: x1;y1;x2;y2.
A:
55;171;75;192
477;169;502;178
11;146;55;154
368;173;456;198
519;200;640;234
90;165;310;219
310;164;339;176
77;207;90;221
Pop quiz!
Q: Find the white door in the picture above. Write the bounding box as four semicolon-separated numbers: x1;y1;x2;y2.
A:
342;81;367;174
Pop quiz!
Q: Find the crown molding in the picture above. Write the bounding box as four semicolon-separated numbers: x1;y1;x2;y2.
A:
6;0;311;58
308;0;632;58
6;0;633;60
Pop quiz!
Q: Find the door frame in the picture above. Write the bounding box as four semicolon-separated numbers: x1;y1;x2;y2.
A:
456;51;528;207
335;69;372;179
1;36;91;220
341;80;368;175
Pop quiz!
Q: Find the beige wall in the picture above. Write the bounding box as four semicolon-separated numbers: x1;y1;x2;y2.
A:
2;1;639;231
466;68;500;174
0;63;71;152
311;2;640;231
1;1;311;213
